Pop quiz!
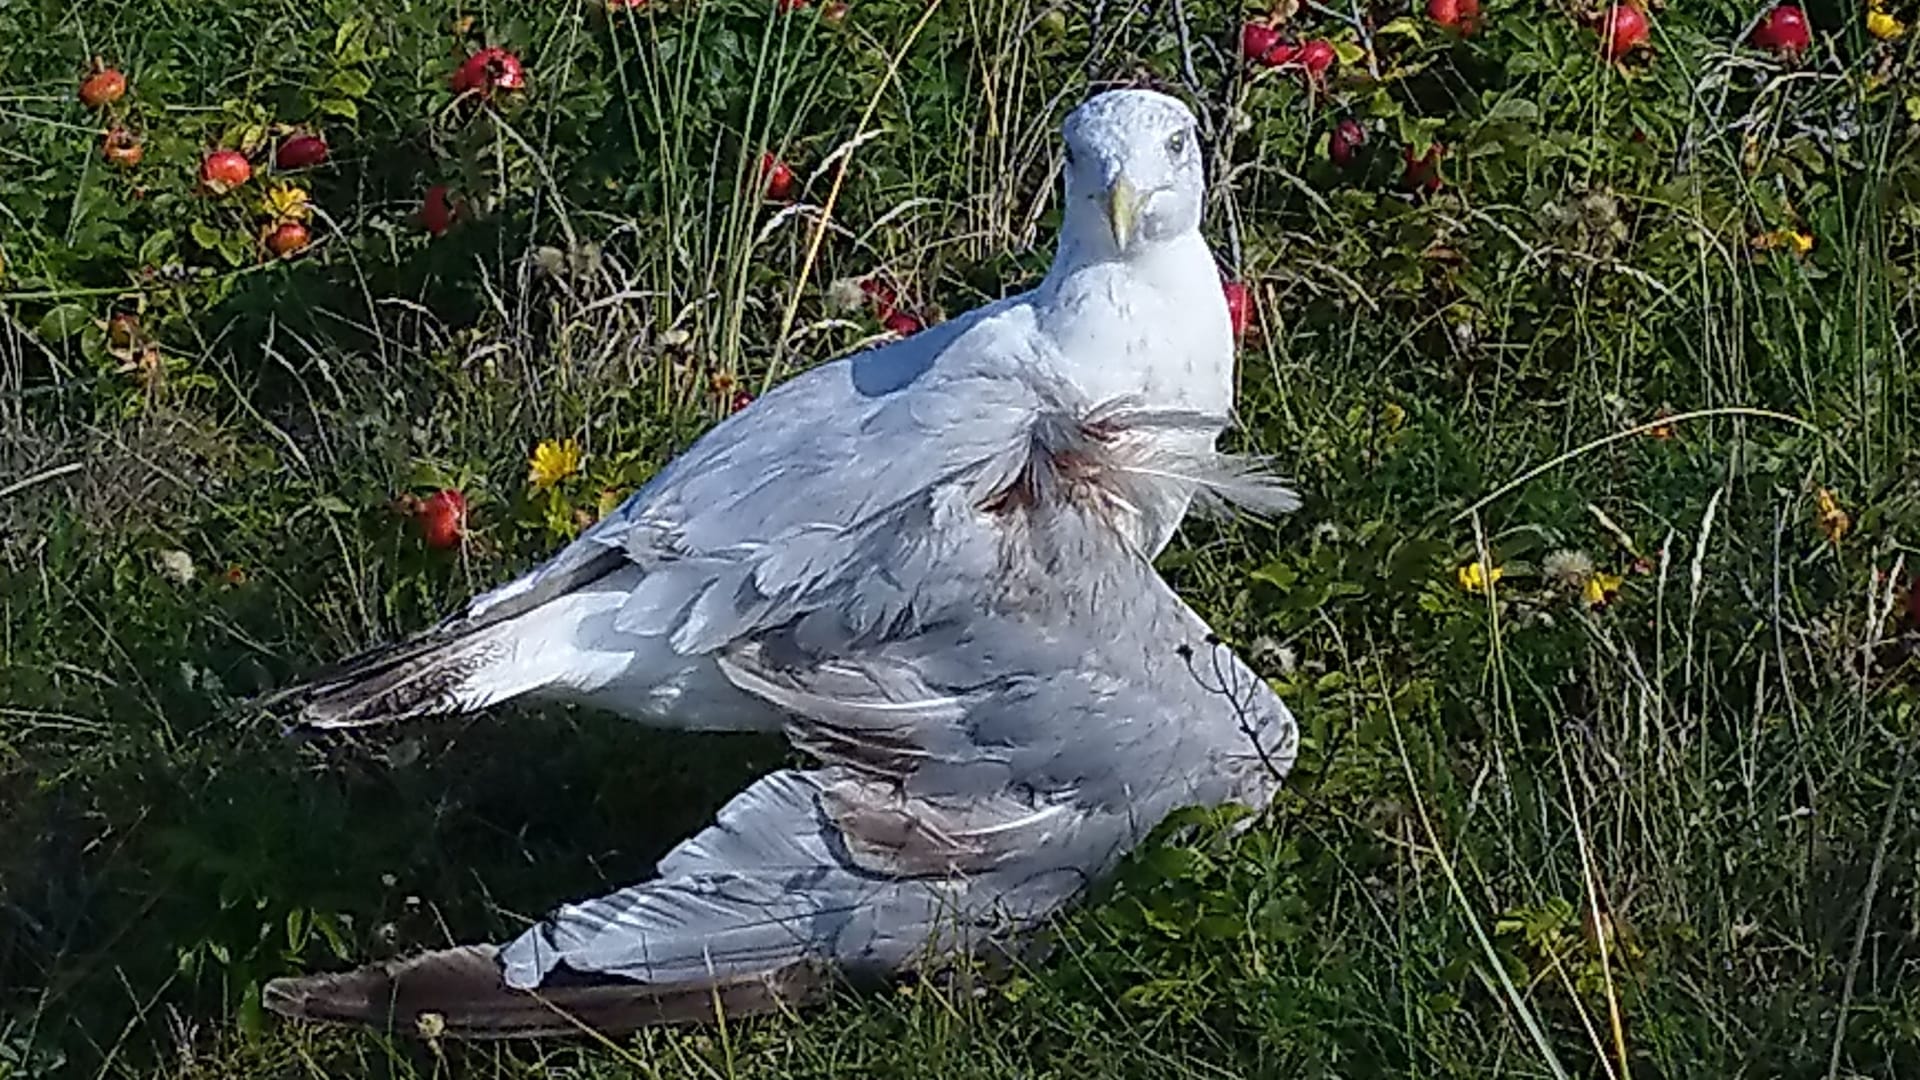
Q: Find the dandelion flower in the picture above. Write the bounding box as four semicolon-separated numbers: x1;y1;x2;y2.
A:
1457;559;1503;594
528;438;583;489
1868;7;1905;39
1583;571;1624;609
825;275;867;314
1544;549;1596;591
1814;487;1850;544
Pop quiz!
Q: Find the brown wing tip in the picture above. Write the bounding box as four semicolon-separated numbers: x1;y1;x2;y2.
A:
265;946;829;1039
264;944;505;1036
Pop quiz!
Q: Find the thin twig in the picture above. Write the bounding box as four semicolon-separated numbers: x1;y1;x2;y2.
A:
1452;406;1825;523
0;460;81;502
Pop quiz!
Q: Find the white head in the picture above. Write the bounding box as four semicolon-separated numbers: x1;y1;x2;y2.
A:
1059;89;1205;261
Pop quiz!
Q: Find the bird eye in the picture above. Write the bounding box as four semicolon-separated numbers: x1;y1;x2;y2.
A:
1167;130;1188;156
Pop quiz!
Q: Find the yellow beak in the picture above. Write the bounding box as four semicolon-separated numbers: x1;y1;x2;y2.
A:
1103;175;1140;251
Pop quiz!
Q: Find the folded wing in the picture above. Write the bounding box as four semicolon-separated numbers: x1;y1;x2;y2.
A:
494;416;1300;991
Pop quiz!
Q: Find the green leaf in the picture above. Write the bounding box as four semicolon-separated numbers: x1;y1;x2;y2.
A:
1143;845;1206;882
1485;97;1539;123
35;303;90;340
1250;560;1297;589
138;228;176;265
237;982;265;1038
1119;978;1187;1007
189;221;225;252
318;97;359;121
1194;914;1244;940
313;912;350;959
333;18;372;62
327;68;374;99
1138;899;1190;938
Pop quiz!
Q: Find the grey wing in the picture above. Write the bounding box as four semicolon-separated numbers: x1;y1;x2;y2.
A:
456;301;1061;653
496;494;1298;989
730;500;1301;828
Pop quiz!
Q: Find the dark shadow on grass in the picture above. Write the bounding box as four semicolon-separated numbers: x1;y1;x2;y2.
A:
2;690;785;1072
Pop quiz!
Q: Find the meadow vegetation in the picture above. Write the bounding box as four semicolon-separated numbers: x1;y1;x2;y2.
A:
3;0;1919;1075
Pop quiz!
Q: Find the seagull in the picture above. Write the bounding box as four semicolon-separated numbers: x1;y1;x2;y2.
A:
276;88;1240;735
263;88;1298;1036
264;369;1301;1037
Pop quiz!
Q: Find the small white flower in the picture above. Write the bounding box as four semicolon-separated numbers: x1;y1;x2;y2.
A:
155;548;195;584
1249;636;1298;675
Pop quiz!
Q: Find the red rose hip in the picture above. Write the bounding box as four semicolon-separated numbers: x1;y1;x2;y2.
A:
420;185;457;236
102;127;143;168
80;67;127;109
1598;4;1650;59
418;489;467;550
199;149;252;194
276;132;329;170
1750;5;1811;55
1329;118;1366;167
1403;142;1445;193
760;152;796;200
1242;23;1287;66
1297;39;1336;80
1222;280;1252;339
452;47;526;98
267;221;310;256
1429;0;1481;34
860;276;899;318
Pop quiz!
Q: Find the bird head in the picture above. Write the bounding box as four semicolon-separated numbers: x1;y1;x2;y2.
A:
1060;89;1205;260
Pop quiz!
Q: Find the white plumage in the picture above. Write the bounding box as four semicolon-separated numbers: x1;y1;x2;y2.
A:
281;89;1237;735
264;89;1299;1038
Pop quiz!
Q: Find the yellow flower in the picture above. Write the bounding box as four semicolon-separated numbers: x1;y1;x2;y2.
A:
1814;487;1850;544
1868;8;1905;39
1751;229;1814;256
260;184;311;224
1583;571;1624;609
1457;559;1504;594
528;438;583;489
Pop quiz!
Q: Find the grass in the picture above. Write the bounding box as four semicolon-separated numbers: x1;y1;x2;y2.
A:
3;0;1919;1076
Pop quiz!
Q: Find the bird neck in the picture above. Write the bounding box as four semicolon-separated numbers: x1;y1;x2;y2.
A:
1030;228;1234;559
1033;229;1233;421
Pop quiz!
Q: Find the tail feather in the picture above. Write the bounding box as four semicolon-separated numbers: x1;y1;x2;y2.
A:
262;945;825;1039
274;623;522;729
